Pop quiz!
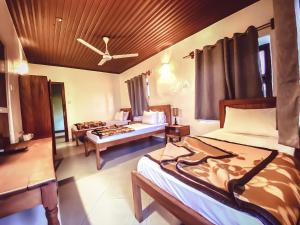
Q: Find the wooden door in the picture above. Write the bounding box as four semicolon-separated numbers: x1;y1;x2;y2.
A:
19;75;52;139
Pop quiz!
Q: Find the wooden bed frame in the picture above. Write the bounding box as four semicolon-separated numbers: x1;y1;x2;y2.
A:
71;108;132;146
84;105;171;170
131;97;277;225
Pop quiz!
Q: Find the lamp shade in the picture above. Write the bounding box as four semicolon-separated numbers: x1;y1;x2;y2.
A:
172;108;179;117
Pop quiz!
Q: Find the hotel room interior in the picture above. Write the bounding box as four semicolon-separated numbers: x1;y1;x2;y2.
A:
0;0;299;225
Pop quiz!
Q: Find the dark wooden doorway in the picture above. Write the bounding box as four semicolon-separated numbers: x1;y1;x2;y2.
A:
50;82;69;142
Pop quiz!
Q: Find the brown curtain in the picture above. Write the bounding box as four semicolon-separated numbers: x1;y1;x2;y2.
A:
273;0;300;148
195;26;263;120
126;75;149;116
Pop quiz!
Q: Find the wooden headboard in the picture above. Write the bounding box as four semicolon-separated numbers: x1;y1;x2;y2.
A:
219;97;276;128
149;104;172;125
120;105;172;125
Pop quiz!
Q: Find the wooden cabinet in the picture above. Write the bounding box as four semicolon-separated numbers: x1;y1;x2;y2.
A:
0;41;7;108
165;125;190;143
0;113;9;149
19;75;52;139
0;41;9;149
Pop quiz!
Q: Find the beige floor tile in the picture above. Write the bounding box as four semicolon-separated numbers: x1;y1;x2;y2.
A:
56;138;180;225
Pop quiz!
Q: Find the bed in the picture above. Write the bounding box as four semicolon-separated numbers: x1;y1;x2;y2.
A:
71;108;131;146
84;105;171;170
131;97;299;225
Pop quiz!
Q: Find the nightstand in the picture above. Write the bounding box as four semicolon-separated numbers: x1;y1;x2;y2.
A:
165;125;190;143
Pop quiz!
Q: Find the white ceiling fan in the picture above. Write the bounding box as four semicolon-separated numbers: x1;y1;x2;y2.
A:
77;36;138;66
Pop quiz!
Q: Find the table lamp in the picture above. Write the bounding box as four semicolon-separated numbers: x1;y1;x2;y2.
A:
172;108;179;125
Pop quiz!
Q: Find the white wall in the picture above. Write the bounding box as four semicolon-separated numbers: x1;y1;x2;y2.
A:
119;0;274;135
28;63;121;138
0;0;27;143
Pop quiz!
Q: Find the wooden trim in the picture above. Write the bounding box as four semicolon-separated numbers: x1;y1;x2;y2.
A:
219;97;276;128
60;83;69;142
85;129;165;170
131;170;213;225
48;80;56;155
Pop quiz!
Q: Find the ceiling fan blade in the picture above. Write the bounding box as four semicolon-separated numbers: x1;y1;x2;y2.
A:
98;58;109;66
112;53;138;59
77;38;105;56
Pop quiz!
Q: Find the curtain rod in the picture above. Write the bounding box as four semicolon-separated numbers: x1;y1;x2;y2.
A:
124;70;151;83
183;18;275;59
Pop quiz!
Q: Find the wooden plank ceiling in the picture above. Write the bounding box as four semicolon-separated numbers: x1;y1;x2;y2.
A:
6;0;258;74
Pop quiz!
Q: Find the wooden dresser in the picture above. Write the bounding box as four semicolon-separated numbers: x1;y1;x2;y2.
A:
0;138;59;225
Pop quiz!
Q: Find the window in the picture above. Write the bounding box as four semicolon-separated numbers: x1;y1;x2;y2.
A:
258;36;273;97
146;76;150;98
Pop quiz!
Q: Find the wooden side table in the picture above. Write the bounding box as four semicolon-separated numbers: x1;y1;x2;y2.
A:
165;125;190;143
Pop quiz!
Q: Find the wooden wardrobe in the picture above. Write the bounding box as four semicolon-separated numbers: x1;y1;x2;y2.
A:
19;75;52;139
0;41;10;149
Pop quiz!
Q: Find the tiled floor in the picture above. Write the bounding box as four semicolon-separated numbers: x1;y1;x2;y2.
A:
55;137;181;225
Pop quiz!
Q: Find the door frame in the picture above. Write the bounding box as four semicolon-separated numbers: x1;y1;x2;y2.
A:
51;82;69;142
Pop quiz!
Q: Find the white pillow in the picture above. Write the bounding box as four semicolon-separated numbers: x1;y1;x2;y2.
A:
123;111;129;121
114;111;124;121
223;107;278;137
150;110;166;124
133;116;143;122
142;111;158;125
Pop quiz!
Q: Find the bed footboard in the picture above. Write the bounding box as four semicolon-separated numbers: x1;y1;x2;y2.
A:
131;170;213;225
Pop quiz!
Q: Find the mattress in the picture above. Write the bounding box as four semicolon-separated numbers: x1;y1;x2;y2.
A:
137;129;295;225
87;123;166;144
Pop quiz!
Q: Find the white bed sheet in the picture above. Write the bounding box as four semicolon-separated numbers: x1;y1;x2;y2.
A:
137;129;295;225
105;120;130;126
87;123;166;144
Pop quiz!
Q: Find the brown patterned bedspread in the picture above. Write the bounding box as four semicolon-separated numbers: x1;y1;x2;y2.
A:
74;121;106;130
91;125;134;139
146;136;300;225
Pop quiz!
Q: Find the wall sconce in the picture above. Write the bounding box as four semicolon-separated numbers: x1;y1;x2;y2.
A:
15;61;28;75
160;63;170;78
